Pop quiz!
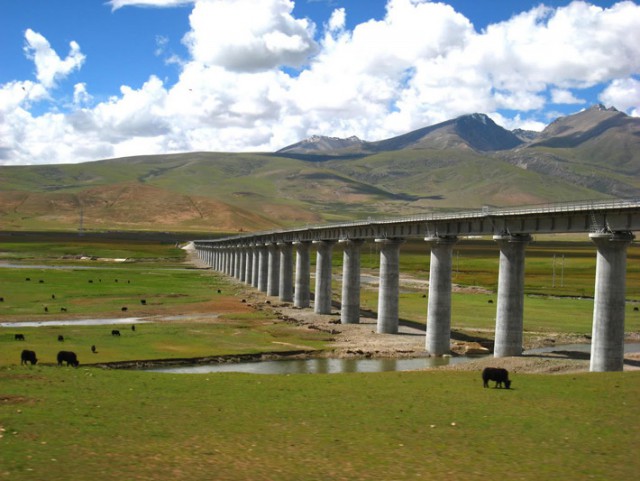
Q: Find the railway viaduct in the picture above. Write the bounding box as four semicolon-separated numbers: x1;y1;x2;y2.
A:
194;199;640;372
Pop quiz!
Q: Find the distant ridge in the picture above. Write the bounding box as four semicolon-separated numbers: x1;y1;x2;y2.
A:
276;135;365;154
0;104;637;233
278;113;524;155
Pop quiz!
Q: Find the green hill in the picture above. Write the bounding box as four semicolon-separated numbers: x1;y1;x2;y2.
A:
1;106;637;234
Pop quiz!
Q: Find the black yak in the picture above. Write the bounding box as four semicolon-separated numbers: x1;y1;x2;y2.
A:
482;367;511;389
57;351;79;367
21;350;38;365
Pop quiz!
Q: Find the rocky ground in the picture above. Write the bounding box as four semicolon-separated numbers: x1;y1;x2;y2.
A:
184;243;640;375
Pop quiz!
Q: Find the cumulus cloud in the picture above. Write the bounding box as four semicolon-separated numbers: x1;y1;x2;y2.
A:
2;0;640;165
551;88;585;105
23;29;85;89
599;77;640;116
108;0;194;10
183;0;317;72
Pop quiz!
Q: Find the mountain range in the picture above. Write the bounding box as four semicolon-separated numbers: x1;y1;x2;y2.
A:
1;104;638;234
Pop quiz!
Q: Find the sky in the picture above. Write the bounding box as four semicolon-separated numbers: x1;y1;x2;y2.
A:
1;0;639;166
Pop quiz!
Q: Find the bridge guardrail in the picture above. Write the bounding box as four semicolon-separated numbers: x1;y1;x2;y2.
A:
195;198;640;244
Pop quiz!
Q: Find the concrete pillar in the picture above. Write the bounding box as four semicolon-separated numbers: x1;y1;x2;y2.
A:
294;241;311;308
267;243;280;297
424;235;458;356
257;244;269;292
225;249;232;276
589;231;635;372
340;239;364;324
279;242;294;302
251;245;260;288
245;248;253;285
493;233;532;357
238;247;246;282
231;248;238;277
376;238;404;334
314;240;336;314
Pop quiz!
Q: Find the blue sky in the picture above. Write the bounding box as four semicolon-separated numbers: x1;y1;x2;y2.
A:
1;0;639;165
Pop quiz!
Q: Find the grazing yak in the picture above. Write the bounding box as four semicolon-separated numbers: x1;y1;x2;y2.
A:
21;349;38;365
14;333;25;341
58;335;65;342
482;367;512;389
57;351;79;367
111;329;121;336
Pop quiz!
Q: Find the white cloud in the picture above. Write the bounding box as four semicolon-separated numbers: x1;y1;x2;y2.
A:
551;88;585;105
23;29;85;89
73;83;92;106
2;0;640;165
182;0;317;72
108;0;194;10
599;77;640;117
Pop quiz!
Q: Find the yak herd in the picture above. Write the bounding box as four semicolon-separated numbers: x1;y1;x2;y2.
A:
13;325;137;368
5;275;145;368
19;348;78;367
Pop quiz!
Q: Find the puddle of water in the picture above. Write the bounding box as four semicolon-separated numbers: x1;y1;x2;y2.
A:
1;317;150;328
146;343;640;375
146;354;486;374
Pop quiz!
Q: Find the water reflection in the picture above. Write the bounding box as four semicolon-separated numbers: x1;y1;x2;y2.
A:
146;342;640;375
0;317;150;328
147;355;478;375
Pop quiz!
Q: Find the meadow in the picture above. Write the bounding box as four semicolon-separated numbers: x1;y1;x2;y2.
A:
1;234;639;481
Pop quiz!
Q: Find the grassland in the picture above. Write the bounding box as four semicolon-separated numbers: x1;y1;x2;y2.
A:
1;235;640;481
0;149;623;233
2;367;639;481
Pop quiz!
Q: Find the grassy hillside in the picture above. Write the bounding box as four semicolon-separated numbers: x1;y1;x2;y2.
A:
0;148;625;233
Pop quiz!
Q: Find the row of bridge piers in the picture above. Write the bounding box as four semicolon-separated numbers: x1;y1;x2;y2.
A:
196;230;635;372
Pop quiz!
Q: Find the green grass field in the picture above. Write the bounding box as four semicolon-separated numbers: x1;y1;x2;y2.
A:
2;367;639;481
2;235;639;481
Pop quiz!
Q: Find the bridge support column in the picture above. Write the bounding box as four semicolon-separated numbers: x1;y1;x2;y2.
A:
425;235;458;356
340;239;364;324
224;249;232;276
238;247;246;282
376;238;404;334
232;248;238;278
493;233;532;357
245;248;253;285
257;244;269;292
267;243;280;297
590;231;635;372
279;242;294;302
314;240;336;314
251;245;259;288
294;241;311;308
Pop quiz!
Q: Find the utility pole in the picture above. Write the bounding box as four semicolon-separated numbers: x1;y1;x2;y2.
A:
78;204;84;236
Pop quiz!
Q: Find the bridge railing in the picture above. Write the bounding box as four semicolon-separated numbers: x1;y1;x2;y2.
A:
196;198;640;244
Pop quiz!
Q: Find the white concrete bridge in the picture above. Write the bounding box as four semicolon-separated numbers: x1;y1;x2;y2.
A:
194;199;640;372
